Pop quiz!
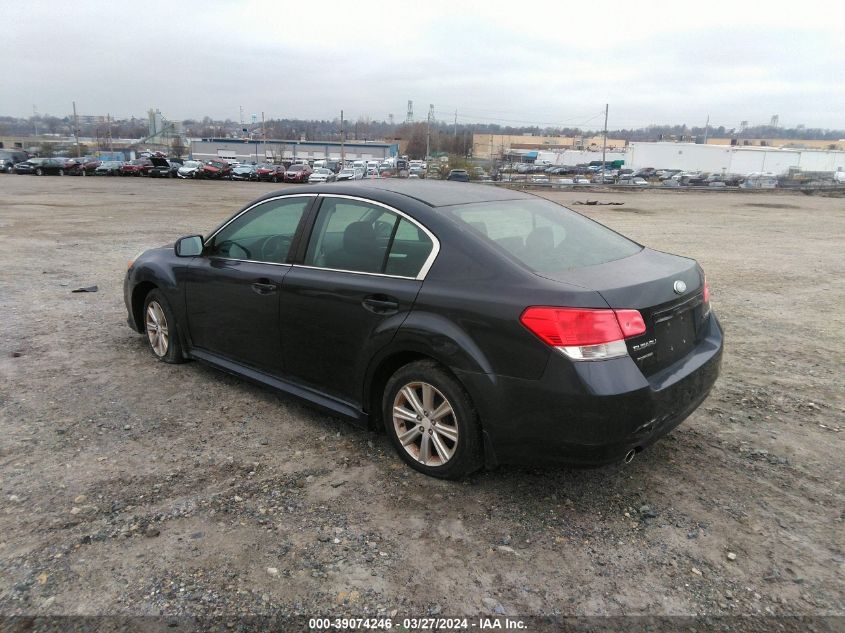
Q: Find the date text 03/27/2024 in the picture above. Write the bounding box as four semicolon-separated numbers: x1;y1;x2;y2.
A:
308;617;528;630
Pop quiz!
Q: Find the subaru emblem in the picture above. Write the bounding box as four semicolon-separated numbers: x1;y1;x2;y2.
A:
673;280;687;294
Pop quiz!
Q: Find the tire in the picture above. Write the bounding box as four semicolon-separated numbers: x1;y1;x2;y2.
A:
383;360;482;479
35;168;43;176
142;289;186;364
58;169;64;176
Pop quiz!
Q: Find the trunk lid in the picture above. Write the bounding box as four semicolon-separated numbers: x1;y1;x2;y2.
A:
542;248;707;375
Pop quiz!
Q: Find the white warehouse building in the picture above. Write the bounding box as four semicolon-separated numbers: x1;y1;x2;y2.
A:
625;142;845;175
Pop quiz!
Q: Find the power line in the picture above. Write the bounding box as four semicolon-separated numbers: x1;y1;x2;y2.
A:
433;103;602;119
432;110;605;128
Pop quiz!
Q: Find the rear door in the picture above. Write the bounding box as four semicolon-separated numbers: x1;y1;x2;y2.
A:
184;195;315;373
279;195;437;403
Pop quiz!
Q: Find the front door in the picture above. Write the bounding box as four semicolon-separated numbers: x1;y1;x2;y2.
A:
185;195;313;373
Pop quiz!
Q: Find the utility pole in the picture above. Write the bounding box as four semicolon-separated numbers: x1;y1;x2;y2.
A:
703;114;710;143
601;103;609;173
454;109;458;139
33;105;39;137
426;104;433;160
107;113;113;154
340;110;345;164
72;101;81;157
261;112;266;161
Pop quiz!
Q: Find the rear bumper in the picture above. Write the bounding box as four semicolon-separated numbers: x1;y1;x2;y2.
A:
456;314;723;467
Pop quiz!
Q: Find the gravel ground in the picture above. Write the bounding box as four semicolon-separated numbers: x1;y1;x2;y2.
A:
0;176;842;627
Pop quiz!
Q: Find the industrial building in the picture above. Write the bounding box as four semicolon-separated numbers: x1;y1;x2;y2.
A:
190;138;398;163
472;133;628;161
625;142;845;175
706;138;845;151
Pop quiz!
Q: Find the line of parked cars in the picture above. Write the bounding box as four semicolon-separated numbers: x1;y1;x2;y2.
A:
2;152;422;185
4;154;103;176
498;162;775;188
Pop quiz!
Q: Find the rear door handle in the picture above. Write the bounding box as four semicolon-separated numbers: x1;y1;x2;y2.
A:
362;295;399;314
251;278;277;295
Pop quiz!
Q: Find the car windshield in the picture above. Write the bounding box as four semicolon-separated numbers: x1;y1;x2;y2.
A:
183;161;201;168
288;165;305;171
444;198;642;273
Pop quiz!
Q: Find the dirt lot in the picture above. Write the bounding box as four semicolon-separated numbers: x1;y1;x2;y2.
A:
0;176;842;625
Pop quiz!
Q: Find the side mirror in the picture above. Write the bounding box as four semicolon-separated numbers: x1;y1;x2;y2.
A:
175;235;203;257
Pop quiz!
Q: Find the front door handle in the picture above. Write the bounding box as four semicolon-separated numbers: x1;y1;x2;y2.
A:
362;295;399;314
251;278;277;295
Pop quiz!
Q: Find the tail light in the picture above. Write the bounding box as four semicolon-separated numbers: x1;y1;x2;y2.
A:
520;307;646;361
702;275;711;315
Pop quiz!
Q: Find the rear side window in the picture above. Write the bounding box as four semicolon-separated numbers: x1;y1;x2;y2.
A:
446;199;641;272
304;198;434;277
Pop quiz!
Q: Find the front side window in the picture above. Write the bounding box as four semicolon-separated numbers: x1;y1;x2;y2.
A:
303;198;434;277
445;199;641;273
209;197;310;264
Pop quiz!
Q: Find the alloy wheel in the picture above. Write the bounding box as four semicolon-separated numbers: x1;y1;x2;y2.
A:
392;382;459;466
145;301;169;357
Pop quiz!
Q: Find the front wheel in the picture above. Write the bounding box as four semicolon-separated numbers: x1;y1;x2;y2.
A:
35;168;43;176
142;289;185;364
58;169;64;176
383;360;482;479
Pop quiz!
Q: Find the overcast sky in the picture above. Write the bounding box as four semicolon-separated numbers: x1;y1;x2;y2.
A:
2;1;843;130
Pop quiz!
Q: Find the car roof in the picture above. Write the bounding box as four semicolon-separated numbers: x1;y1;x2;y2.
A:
287;180;533;208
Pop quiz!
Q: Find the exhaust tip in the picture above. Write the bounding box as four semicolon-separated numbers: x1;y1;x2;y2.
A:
624;449;638;464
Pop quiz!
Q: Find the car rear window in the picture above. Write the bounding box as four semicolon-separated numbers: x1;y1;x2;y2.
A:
445;198;641;272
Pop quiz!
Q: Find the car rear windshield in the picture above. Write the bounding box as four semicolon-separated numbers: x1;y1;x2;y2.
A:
444;198;642;272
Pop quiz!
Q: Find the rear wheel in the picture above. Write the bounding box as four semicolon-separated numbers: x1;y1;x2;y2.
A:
142;290;185;364
383;360;482;479
58;169;64;176
35;168;43;176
